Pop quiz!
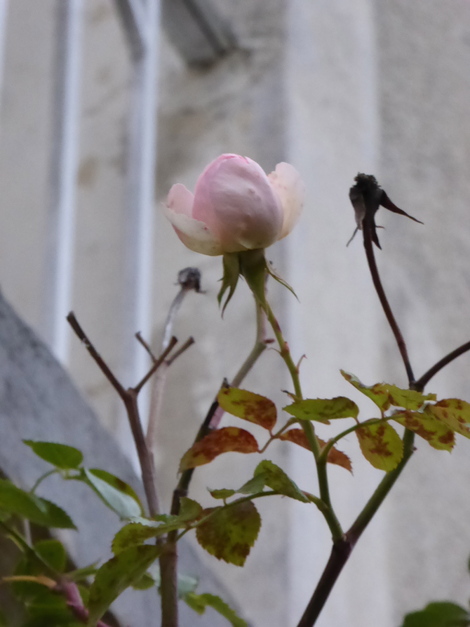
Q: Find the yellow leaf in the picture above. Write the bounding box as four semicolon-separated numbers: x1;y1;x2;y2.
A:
393;410;454;451
218;388;277;431
356;420;403;471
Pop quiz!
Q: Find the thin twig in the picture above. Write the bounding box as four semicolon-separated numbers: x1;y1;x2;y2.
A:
146;338;195;447
146;269;201;445
415;339;470;391
134;337;178;394
67;312;160;517
166;337;195;366
163;267;202;350
135;331;158;361
66;313;126;399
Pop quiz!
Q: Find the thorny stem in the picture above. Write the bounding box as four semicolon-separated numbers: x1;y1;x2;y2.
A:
363;217;415;387
261;298;343;541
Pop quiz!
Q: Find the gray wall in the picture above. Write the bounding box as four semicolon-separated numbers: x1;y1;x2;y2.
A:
1;1;470;626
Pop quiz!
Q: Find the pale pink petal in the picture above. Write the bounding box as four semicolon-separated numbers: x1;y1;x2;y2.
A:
193;154;283;252
166;183;194;217
268;162;304;239
163;186;224;256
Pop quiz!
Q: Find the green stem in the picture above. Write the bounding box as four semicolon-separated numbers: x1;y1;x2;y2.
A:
261;297;343;541
348;429;415;541
297;430;416;627
29;469;59;494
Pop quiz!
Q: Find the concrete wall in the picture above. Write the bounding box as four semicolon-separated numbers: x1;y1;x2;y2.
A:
1;1;470;626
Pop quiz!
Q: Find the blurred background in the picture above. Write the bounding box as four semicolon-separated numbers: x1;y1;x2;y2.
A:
1;1;470;625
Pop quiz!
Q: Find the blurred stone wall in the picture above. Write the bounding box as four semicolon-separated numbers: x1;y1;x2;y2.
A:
1;1;470;626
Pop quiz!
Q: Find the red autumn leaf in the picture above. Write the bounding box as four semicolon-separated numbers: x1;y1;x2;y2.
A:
278;429;352;473
217;387;277;431
179;427;259;471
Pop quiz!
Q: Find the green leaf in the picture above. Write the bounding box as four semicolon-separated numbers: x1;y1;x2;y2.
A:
385;386;436;410
112;504;202;554
401;602;470;627
184;592;248;626
393;410;454;451
218;253;240;314
21;588;80;626
23;440;83;469
179;497;203;521
179;427;259;471
34;539;67;573
81;468;142;519
112;519;176;554
426;399;470;438
356;420;403;471
66;563;99;583
340;372;436;412
284;397;358;424
341;371;392;411
236;474;267;495
87;545;161;626
209;488;236;500
131;571;156;590
254;460;309;502
218;387;277;431
196;501;261;566
0;480;75;528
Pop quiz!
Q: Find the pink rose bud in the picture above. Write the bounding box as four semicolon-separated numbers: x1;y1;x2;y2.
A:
163;154;304;255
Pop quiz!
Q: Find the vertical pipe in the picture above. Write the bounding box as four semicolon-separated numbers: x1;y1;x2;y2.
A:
0;0;9;102
44;0;83;363
121;0;161;433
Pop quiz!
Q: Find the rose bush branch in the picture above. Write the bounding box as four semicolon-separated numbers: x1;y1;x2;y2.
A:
298;175;424;626
164;154;347;564
415;339;470;391
67;312;184;627
170;296;268;518
67;312;163;516
147;268;201;447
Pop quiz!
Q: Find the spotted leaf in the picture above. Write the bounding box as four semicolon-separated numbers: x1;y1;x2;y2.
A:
283;396;358;424
196;501;261;566
218;388;277;431
179;428;259;471
393;410;454;451
356;420;403;471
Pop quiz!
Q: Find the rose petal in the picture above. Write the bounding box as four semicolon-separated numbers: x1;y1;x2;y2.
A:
166;183;194;217
163;185;224;255
193;154;283;252
268;162;304;239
